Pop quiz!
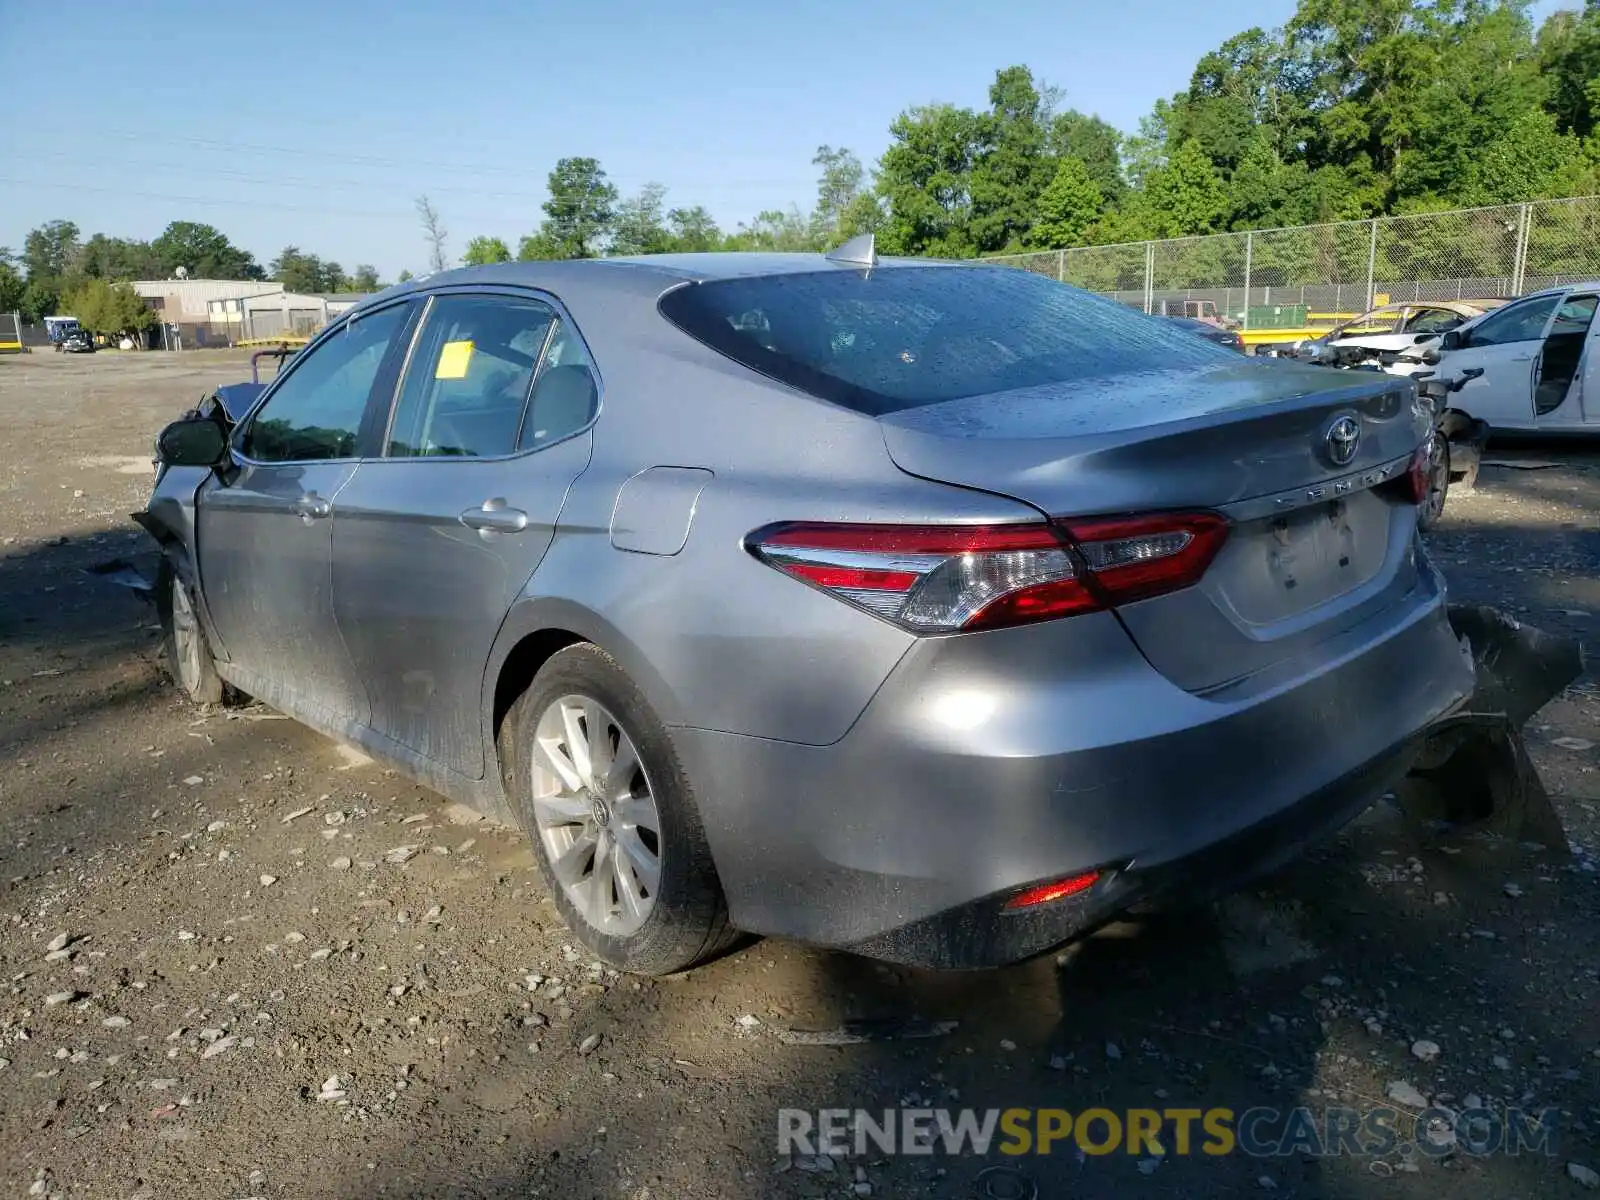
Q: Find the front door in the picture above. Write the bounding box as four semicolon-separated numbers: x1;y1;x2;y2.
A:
197;301;415;726
332;291;601;778
1439;292;1566;430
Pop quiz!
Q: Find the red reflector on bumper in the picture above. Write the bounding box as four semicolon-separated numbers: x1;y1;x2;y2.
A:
1002;871;1101;910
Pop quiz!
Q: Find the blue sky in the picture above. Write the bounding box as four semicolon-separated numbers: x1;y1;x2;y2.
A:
0;0;1572;280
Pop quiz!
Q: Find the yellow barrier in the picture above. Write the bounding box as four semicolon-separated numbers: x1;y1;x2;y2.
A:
237;336;311;349
1240;328;1323;346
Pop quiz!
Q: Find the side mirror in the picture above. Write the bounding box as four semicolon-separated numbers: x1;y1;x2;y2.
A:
156;416;229;468
1440;329;1464;352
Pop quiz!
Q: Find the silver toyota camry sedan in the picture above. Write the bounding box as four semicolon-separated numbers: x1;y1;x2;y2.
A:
139;239;1475;974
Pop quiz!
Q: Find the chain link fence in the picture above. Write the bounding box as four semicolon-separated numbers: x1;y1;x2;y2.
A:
983;195;1600;328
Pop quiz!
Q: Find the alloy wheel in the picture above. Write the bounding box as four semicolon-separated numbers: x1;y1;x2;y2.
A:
530;694;662;937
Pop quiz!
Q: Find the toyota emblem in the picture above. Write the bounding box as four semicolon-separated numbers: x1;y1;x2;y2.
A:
1324;416;1361;466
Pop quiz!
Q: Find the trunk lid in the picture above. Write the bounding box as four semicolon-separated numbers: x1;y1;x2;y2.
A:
879;360;1431;692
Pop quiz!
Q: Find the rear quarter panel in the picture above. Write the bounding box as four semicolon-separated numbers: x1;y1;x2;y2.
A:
487;306;1043;746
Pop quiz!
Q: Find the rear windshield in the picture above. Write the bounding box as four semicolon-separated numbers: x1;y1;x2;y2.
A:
657;265;1233;416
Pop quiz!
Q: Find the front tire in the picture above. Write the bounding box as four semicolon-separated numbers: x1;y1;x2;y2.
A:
157;560;225;705
502;643;736;975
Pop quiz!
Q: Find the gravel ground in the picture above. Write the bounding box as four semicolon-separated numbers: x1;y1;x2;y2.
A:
1;350;1598;1200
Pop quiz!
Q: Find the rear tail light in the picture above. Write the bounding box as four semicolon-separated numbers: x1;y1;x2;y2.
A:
1003;870;1101;911
1402;436;1434;505
748;511;1229;633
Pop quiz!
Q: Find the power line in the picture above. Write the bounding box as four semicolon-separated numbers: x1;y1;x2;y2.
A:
0;177;418;220
20;149;553;205
64;129;820;193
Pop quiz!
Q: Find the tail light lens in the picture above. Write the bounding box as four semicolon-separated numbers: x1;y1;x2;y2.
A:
1003;870;1101;910
748;511;1229;633
1403;436;1434;505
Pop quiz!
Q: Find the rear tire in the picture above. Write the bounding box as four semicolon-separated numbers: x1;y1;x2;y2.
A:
1417;434;1450;532
157;560;225;705
502;643;737;975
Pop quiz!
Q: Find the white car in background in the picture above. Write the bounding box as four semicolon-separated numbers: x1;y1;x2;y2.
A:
1294;300;1504;374
1425;284;1600;435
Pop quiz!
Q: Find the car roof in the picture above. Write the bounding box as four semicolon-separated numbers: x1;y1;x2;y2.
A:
373;252;959;297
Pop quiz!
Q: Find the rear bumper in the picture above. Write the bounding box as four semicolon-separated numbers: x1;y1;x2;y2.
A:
675;567;1475;968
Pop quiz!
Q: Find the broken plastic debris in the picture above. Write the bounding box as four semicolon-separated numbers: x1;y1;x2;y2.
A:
773;1018;959;1046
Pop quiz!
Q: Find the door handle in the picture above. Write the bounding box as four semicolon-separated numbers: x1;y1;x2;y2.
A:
292;493;331;522
460;498;528;533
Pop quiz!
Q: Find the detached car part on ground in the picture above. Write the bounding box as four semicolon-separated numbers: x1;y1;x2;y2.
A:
130;242;1581;975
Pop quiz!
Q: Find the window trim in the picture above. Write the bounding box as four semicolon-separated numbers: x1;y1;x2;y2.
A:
230;297;421;468
373;283;602;465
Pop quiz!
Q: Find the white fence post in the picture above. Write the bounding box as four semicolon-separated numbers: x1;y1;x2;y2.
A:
1143;242;1154;314
1243;232;1254;331
1512;202;1532;295
1365;218;1379;310
1057;249;1065;282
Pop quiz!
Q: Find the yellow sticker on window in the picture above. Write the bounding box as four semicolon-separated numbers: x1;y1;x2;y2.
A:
435;339;474;379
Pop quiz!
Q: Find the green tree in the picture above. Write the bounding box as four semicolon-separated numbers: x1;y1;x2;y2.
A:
666;206;722;251
876;103;986;257
462;236;513;265
23;219;81;286
63;278;155;337
397;269;414;284
269;246;340;293
1049;111;1125;205
516;233;565;261
1122;100;1174;191
152;221;262;279
530;157;618;259
810;145;877;248
722;208;814;251
1138;139;1228;237
609;184;674;255
79;234;162;281
1029;156;1105;249
350;264;381;291
968;65;1056;252
1461;108;1592;203
0;261;24;314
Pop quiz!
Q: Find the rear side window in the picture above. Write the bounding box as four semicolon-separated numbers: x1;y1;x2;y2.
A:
387;294;556;458
657;266;1231;416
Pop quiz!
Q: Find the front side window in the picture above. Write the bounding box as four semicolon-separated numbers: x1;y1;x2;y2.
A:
1464;294;1562;347
240;303;410;462
1404;308;1463;334
658;266;1230;417
387;294;557;458
1335;307;1402;337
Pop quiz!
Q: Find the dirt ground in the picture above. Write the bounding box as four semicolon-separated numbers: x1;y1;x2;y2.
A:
1;348;1598;1200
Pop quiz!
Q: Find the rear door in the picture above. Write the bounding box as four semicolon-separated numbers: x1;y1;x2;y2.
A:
1442;291;1566;429
331;289;599;779
1534;293;1598;426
